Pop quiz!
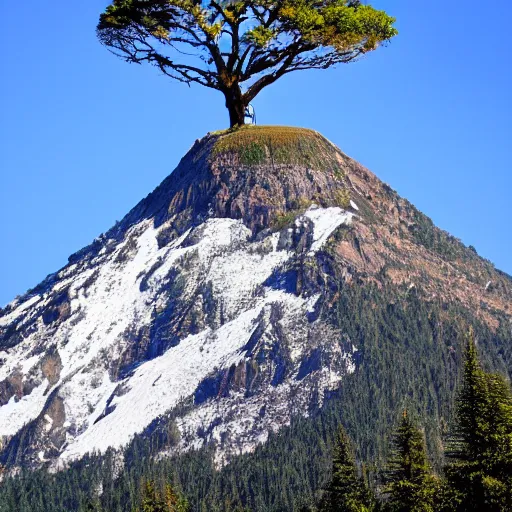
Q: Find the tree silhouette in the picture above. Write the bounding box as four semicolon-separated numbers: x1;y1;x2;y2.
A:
98;0;397;127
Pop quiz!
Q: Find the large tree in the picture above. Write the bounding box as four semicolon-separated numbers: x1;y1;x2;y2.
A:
383;411;438;512
97;0;397;127
320;427;375;512
138;480;190;512
443;329;512;511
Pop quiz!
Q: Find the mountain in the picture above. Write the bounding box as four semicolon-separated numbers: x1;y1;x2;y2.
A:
0;126;511;509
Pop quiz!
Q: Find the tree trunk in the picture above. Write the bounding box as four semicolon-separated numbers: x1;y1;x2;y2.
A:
224;85;246;128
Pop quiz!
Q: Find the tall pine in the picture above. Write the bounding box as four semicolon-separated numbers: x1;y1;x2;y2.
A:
164;483;190;512
444;328;512;511
383;411;437;512
140;480;166;512
139;479;189;512
448;328;488;462
320;427;375;512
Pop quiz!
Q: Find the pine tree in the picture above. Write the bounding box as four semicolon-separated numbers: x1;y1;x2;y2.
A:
383;411;437;512
484;372;512;477
443;328;512;511
448;328;488;462
140;480;166;512
164;483;190;512
320;427;375;512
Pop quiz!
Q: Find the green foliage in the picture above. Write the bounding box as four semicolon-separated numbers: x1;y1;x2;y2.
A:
164;483;190;512
448;329;487;462
97;0;397;126
212;126;343;173
243;26;275;47
279;1;396;51
0;283;510;512
383;412;438;512
271;198;314;230
272;210;300;231
334;190;351;209
319;427;375;512
239;141;268;166
137;479;190;512
442;329;512;511
141;480;166;512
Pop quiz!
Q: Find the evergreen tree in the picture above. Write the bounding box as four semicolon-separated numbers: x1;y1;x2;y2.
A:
164;483;190;512
383;411;437;512
137;479;190;512
444;328;512;511
320;427;375;512
140;480;166;512
448;328;488;462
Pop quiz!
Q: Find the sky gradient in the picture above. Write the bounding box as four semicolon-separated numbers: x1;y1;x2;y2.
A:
1;0;511;306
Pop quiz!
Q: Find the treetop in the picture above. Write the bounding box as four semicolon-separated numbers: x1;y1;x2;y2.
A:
98;0;397;126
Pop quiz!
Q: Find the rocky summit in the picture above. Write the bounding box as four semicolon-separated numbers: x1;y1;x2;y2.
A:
0;126;511;474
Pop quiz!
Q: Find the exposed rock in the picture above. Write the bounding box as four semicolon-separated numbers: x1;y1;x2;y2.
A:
0;126;510;471
41;350;62;387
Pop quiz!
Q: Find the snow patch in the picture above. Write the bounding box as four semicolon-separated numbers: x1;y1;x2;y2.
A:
0;207;355;464
0;381;50;436
0;294;41;327
302;206;353;253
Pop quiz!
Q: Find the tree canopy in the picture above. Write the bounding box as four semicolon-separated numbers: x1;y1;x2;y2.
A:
319;427;374;512
384;411;438;512
97;0;397;126
443;329;512;511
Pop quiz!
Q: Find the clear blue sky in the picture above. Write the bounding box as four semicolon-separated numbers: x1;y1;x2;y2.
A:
1;0;511;306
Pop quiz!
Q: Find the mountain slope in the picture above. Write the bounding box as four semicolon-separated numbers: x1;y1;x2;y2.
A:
1;126;511;480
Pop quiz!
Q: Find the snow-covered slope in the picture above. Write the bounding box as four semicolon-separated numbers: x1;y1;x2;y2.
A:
0;195;355;467
3;126;510;472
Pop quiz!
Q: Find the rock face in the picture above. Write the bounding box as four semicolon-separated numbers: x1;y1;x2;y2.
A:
0;126;511;470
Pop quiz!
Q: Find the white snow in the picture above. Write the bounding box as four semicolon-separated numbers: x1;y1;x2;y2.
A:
0;381;51;436
0;207;354;464
175;338;355;466
350;200;359;211
21;354;43;374
0;294;41;327
61;302;261;460
62;285;320;462
302;206;353;253
306;294;321;313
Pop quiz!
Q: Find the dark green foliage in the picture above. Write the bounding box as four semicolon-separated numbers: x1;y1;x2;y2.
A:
141;480;166;512
0;282;510;512
319;427;375;512
137;480;189;512
442;330;512;511
382;412;437;512
447;329;487;463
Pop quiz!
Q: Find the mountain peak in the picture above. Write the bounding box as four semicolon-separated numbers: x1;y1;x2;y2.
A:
107;126;353;242
0;128;510;472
